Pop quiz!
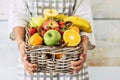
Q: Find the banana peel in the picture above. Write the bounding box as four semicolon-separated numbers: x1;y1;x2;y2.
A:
63;16;92;33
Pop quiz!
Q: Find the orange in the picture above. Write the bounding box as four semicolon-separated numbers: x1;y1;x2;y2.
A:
55;53;63;59
30;33;43;46
63;30;81;46
69;25;80;33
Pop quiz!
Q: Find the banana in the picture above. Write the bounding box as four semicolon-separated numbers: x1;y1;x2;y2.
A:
63;16;92;33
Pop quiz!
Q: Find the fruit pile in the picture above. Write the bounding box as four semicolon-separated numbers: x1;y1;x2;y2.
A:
28;9;92;47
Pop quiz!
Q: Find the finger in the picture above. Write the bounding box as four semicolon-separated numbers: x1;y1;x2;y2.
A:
71;58;85;67
24;59;37;68
24;60;37;73
20;51;37;68
71;60;85;67
24;65;36;74
73;64;84;74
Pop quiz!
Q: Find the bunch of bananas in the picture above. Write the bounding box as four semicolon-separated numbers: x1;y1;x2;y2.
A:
63;16;92;33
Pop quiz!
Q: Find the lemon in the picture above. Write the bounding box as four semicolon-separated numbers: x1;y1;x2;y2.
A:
63;30;81;46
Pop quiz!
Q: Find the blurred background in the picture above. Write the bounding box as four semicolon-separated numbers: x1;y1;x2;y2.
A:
0;0;120;80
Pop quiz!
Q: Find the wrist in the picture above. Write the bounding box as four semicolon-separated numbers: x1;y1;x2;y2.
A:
81;35;89;42
18;40;25;49
81;35;89;49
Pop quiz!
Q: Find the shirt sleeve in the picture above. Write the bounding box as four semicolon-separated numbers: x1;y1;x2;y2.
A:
74;0;96;50
8;0;31;40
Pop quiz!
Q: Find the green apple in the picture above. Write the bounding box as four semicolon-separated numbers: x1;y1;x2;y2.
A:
43;29;61;46
30;16;46;28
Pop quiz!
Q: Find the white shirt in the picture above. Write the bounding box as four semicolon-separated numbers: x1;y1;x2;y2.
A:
8;0;96;50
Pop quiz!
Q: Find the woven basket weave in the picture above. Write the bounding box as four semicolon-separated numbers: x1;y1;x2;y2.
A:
25;28;83;74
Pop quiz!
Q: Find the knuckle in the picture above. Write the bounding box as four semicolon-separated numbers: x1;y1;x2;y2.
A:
25;61;32;67
26;67;34;72
23;62;36;73
27;64;33;68
74;67;78;71
74;65;83;71
29;69;34;72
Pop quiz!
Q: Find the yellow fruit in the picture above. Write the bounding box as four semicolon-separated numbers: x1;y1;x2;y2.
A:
69;25;80;33
29;21;37;28
63;16;92;33
30;33;43;46
63;30;81;46
55;14;67;20
55;53;63;59
43;9;58;19
30;16;46;28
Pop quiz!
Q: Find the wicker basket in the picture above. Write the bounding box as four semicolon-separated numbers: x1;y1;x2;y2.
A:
25;28;83;74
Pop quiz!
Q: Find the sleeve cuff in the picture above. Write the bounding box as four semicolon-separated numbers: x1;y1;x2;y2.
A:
80;32;90;37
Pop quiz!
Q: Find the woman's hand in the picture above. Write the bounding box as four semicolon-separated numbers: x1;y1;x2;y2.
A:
71;35;89;74
18;41;37;74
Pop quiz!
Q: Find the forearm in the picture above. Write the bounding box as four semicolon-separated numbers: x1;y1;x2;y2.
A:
14;26;25;44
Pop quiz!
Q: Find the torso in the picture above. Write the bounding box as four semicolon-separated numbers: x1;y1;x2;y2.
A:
27;0;77;16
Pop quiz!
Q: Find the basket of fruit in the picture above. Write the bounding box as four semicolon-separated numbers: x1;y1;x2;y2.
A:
25;9;92;73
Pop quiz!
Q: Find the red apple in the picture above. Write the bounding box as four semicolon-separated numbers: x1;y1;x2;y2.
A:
29;28;37;35
58;21;65;28
53;27;60;31
58;21;65;25
42;20;59;30
41;30;46;37
60;24;65;29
